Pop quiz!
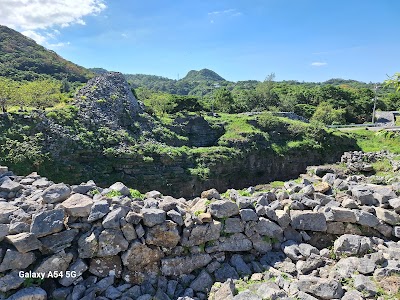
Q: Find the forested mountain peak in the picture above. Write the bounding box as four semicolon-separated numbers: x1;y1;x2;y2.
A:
0;25;93;82
182;68;226;82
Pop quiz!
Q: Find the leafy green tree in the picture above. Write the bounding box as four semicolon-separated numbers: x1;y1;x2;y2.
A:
255;73;279;110
0;77;17;112
311;102;346;125
214;87;233;112
385;73;400;91
25;80;62;109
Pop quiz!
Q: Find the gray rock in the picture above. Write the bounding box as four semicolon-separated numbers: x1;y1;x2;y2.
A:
5;232;41;253
323;207;356;223
189;270;213;292
102;207;128;229
105;286;123;299
353;274;377;297
98;229;129;256
39;229;79;254
0;224;9;242
35;249;73;272
42;183;71;204
388;197;400;212
217;233;252;252
296;254;324;274
142;208;166;227
167;210;184;225
30;209;65;237
214;263;239;282
78;231;98;258
256;217;283;241
60;193;93;217
7;287;47;300
88;200;110;222
290;211;327;231
0;202;19;223
297;275;344;299
0;249;36;272
121;241;164;284
248;282;287;299
121;223;137;241
109;182;131;196
375;207;400;225
230;254;252;276
126;211;142;224
201;188;220;200
213;279;235;300
59;258;88;286
341;290;364;300
181;220;221;247
352;188;377;205
89;256;123;278
0;270;24;292
161;254;212;276
145;190;162;199
233;290;262;300
334;234;372;256
0;178;22;193
354;209;379;227
145;220;180;248
209;200;239;218
239;209;258;222
224;217;244;233
281;240;303;261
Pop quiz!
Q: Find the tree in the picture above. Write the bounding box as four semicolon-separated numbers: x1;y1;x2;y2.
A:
214;87;233;112
311;102;346;125
385;73;400;91
0;77;16;112
255;73;279;110
25;80;61;109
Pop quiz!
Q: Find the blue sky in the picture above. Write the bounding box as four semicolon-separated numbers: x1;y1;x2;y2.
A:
2;0;399;82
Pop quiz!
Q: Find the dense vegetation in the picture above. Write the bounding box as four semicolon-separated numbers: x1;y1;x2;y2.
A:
0;25;93;82
127;71;400;125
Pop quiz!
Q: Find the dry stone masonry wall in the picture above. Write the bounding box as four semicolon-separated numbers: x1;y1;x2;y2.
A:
0;151;399;300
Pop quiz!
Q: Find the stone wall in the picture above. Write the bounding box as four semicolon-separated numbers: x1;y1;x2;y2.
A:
0;151;399;299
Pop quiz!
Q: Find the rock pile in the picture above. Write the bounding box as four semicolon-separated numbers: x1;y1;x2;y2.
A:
74;72;142;129
0;151;399;300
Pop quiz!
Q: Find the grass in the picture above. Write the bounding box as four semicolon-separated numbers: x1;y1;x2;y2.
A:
349;129;400;153
372;158;393;176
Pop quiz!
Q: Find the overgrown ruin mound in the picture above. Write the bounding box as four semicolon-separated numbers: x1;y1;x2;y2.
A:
75;72;142;129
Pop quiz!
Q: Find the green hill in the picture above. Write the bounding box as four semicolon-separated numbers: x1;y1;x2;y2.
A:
0;25;93;82
182;68;226;82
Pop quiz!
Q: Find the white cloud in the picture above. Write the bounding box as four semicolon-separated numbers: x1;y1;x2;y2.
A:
208;8;242;20
0;0;106;47
311;62;328;67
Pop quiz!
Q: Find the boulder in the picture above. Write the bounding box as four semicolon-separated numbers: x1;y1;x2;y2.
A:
209;200;240;218
5;232;41;253
109;182;130;196
60;193;93;217
42;183;71;204
89;256;123;278
0;249;36;272
374;207;400;225
334;234;373;256
290;211;327;231
98;229;129;257
6;287;47;300
30;209;65;237
201;188;221;200
145;221;180;248
0;202;19;223
161;254;212;276
141;208;166;227
297;275;344;299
